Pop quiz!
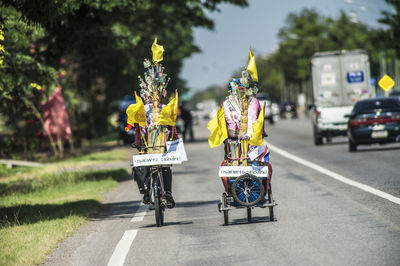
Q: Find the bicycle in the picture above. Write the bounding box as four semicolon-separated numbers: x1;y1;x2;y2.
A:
132;143;181;227
148;165;166;227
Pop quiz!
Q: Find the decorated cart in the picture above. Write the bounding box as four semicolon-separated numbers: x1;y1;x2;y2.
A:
208;48;277;225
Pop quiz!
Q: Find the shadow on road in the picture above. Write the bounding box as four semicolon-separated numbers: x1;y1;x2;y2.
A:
175;199;220;208
355;145;400;153
140;220;194;228
226;215;276;226
90;200;142;221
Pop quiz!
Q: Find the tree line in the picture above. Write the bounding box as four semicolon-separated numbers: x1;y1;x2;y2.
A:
192;1;400;106
0;0;247;158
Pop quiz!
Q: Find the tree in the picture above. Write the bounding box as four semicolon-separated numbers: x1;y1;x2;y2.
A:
275;8;384;103
0;0;249;157
379;0;400;57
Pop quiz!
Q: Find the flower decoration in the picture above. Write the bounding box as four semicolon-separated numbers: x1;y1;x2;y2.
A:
138;58;170;105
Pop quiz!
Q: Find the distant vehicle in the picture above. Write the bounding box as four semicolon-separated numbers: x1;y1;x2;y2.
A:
389;90;400;101
118;95;135;145
280;101;297;119
346;97;400;151
310;50;374;145
257;93;275;124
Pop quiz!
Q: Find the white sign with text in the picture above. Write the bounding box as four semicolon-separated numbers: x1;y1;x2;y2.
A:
219;166;269;177
132;152;182;166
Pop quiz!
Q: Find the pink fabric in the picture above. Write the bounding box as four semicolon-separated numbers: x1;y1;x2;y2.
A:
223;96;261;136
41;86;71;140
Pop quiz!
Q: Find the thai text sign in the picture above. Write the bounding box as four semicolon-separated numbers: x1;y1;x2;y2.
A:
219;166;269;177
132;152;182;166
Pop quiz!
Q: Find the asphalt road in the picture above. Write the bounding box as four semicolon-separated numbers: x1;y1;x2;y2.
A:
45;118;400;266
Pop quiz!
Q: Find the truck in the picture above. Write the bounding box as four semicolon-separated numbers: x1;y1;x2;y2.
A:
310;50;375;145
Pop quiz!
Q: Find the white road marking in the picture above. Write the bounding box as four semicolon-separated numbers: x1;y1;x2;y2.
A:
107;230;137;266
268;143;400;206
131;203;148;222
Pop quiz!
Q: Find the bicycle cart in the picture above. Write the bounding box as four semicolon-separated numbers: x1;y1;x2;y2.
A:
217;139;277;225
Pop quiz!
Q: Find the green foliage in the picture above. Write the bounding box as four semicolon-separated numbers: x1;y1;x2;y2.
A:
379;0;400;56
0;164;31;177
0;0;248;155
190;85;228;106
277;9;384;89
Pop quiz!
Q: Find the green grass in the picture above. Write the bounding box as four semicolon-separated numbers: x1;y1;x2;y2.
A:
0;168;129;266
61;149;128;163
0;164;33;178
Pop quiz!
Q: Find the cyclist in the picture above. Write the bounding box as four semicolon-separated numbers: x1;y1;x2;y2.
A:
125;95;178;209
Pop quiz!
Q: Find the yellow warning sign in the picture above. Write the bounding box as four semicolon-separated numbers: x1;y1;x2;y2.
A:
378;75;395;92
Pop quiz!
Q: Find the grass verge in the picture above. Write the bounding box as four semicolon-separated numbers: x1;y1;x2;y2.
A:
0;147;130;183
0;168;129;266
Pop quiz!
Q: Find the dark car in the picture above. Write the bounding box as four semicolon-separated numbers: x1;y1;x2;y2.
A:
280;101;297;119
118;95;135;145
347;97;400;151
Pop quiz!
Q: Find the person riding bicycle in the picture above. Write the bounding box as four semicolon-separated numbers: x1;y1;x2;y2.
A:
125;38;178;208
126;98;178;208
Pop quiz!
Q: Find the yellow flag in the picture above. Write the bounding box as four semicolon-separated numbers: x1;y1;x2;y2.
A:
158;90;178;126
207;106;228;148
246;47;258;82
126;91;146;127
152;37;164;64
249;103;265;146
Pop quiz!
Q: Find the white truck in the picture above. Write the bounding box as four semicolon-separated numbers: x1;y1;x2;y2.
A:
310;50;375;145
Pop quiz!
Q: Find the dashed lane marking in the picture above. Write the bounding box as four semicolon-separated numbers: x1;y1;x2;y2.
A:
131;203;148;222
107;229;137;266
268;143;400;206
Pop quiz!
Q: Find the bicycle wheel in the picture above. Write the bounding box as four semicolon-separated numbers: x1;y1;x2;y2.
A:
231;174;264;207
153;172;164;227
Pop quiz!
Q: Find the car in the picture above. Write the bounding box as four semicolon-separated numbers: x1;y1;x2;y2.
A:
280;101;297;119
346;97;400;151
389;89;400;101
118;95;135;145
257;93;275;124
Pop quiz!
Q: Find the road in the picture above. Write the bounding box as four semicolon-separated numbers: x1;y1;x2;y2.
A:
45;118;400;266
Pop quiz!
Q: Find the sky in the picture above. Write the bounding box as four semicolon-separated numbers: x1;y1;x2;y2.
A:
180;0;392;95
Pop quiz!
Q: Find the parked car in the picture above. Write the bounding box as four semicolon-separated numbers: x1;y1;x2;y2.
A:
346;97;400;151
280;101;297;119
257;93;275;124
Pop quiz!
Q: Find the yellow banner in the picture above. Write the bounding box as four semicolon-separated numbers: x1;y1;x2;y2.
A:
207;106;228;148
126;91;146;127
158;90;178;126
152;37;164;64
246;47;258;82
249;103;265;146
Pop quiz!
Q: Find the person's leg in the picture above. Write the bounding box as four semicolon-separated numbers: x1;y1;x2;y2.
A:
188;121;194;142
183;122;188;141
134;167;150;203
162;167;175;208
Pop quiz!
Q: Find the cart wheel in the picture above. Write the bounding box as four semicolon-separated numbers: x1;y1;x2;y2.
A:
223;210;229;225
222;193;229;225
247;207;252;222
268;186;274;221
232;174;264;207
